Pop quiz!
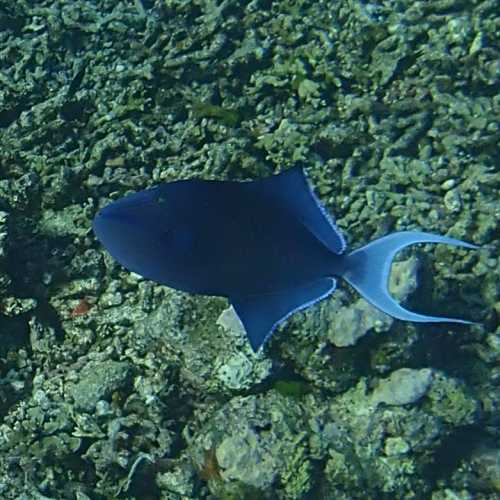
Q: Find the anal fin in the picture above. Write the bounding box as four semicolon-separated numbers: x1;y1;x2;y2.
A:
231;278;336;352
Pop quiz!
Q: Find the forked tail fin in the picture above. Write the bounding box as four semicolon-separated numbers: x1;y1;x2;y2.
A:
341;231;478;324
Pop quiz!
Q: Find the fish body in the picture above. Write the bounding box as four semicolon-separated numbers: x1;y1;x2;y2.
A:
93;167;477;351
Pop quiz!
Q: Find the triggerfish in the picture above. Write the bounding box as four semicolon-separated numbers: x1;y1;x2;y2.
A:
93;167;477;351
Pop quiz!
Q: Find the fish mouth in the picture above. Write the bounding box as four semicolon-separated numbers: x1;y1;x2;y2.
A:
92;187;165;243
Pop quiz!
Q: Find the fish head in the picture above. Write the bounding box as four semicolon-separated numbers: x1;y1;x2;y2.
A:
92;184;195;285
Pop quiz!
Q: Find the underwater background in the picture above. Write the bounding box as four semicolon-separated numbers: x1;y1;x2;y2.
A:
0;0;498;498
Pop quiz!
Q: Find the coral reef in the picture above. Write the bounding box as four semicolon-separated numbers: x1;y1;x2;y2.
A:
0;0;497;498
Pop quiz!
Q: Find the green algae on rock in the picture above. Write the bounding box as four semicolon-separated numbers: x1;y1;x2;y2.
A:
68;360;133;411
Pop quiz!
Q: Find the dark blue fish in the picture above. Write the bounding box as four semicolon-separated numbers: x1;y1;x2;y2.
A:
93;167;477;351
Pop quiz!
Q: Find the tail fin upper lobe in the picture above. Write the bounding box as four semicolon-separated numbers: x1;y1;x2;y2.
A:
340;231;478;324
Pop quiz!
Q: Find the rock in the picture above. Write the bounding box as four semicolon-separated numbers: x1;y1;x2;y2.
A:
69;360;132;411
371;368;433;406
216;428;276;489
216;352;254;390
384;437;410;456
328;257;418;348
425;372;479;426
329;300;392;347
216;305;246;340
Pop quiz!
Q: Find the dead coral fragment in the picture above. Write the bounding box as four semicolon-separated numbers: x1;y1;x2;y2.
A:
191;101;241;127
199;447;222;482
71;297;92;317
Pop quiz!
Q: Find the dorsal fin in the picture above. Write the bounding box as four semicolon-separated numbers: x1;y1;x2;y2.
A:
250;167;346;254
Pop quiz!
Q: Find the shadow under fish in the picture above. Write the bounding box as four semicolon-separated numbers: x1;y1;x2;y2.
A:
93;167;478;352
